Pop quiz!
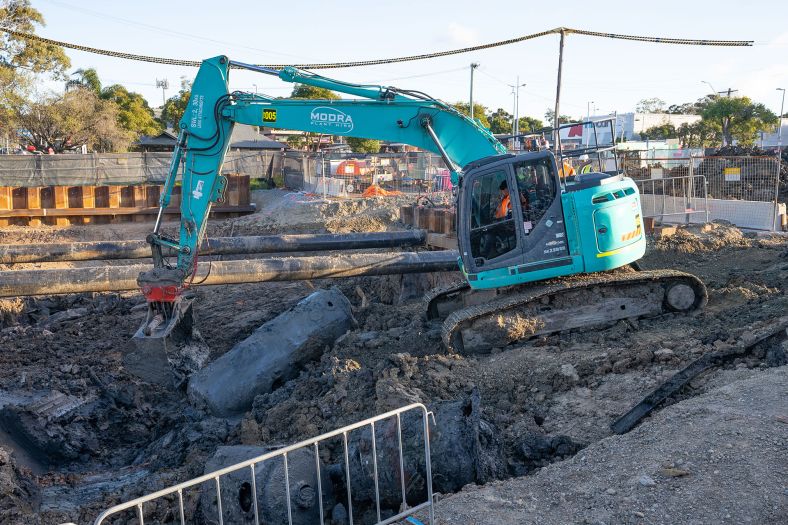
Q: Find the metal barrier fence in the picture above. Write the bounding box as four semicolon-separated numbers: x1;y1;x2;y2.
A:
623;155;781;231
633;174;709;224
93;403;435;525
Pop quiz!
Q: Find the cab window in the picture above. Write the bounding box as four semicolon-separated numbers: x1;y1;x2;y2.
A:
469;169;517;261
513;158;556;234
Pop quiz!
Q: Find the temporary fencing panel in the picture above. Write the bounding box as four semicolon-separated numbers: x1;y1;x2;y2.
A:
93;403;435;525
624;155;782;231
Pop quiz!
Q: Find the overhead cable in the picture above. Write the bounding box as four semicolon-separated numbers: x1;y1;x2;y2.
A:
0;26;753;70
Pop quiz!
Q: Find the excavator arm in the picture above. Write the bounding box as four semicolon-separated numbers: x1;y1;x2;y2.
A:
137;56;505;334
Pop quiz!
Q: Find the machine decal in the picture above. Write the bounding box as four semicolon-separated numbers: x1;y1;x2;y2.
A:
310;106;354;133
189;94;205;129
192;180;204;199
262;109;277;123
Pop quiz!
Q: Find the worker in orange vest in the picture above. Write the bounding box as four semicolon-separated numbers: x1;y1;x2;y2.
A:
558;158;575;178
495;180;511;219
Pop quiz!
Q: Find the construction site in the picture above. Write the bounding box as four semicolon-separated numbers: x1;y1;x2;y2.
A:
1;3;788;525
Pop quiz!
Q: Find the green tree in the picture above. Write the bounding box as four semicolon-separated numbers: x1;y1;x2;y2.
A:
517;116;544;134
100;84;161;137
700;96;778;146
452;102;490;128
544;108;573;125
677;120;721;148
16;90;133;152
640;123;677;140
290;84;340;100
159;79;191;129
1;0;70;138
66;67;101;94
486;108;543;135
487;108;512;134
635;97;667;113
0;0;70;75
666;96;713;115
345;137;380;153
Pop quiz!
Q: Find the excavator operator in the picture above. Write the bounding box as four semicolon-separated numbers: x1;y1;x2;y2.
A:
495;180;512;219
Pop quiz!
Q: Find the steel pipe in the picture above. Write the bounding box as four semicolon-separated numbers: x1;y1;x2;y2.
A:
0;250;459;297
0;230;428;264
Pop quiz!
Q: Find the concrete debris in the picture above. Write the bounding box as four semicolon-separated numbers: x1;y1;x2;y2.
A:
188;288;354;416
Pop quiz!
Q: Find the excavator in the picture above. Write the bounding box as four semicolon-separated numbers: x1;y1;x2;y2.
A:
136;56;706;356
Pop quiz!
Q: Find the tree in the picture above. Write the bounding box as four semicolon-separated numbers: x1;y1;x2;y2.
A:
640;123;677;140
66;67;101;94
0;0;70;75
345;137;380;153
16;90;133;152
677;120;720;148
159;79;192;129
700;96;778;146
452;102;490;129
487;108;512;134
635;97;666;113
1;0;70;138
100;84;161;137
290;84;340;100
486;108;544;135
517;116;544;134
544;108;573;125
666;96;713;115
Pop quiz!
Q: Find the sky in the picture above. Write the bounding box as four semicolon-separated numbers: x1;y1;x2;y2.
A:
29;0;788;122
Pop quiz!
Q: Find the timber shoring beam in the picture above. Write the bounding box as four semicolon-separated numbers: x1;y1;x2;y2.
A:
0;230;429;264
0;250;459;297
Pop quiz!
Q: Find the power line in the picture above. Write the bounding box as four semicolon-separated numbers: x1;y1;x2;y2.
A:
37;0;309;60
0;26;753;70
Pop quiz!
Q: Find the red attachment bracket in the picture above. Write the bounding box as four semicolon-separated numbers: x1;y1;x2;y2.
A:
141;285;182;303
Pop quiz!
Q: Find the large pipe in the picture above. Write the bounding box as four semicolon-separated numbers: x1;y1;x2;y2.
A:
0;250;460;297
0;230;428;264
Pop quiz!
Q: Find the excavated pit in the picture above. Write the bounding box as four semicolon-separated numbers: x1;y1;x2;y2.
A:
0;192;786;524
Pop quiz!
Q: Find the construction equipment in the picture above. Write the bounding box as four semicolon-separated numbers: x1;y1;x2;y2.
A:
136;55;706;356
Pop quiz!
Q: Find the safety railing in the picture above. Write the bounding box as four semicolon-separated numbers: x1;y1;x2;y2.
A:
633;173;709;223
93;403;435;525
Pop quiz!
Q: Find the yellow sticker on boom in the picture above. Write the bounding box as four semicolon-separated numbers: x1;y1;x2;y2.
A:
262;109;277;123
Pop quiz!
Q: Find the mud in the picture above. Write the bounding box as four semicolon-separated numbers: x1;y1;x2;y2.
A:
0;191;786;524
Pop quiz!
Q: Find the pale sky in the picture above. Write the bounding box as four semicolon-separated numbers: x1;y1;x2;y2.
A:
32;0;788;122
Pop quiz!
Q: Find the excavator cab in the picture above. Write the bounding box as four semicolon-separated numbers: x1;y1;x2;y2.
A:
456;120;646;291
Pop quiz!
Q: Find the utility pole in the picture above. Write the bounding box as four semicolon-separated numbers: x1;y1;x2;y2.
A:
775;87;785;231
585;101;594;146
553;29;566;154
155;78;169;106
469;63;479;122
721;88;738;98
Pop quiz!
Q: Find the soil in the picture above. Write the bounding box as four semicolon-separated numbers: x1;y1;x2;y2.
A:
0;191;786;524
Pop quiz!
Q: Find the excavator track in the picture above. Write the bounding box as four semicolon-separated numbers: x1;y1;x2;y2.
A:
436;269;707;354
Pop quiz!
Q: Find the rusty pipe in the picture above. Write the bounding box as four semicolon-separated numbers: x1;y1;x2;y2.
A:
0;230;429;264
0;250;460;297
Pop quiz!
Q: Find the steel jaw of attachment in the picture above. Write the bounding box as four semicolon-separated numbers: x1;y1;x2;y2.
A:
123;267;199;388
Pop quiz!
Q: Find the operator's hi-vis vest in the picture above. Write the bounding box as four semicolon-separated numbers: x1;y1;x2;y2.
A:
581;163;594;174
495;194;511;219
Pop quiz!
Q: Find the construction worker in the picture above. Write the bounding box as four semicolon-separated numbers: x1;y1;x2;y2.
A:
495;180;511;219
578;154;594;174
558;158;575;179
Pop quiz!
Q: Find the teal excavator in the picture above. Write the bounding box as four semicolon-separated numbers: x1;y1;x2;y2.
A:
137;56;706;354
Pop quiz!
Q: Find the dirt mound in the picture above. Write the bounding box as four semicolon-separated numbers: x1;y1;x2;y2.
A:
651;222;751;253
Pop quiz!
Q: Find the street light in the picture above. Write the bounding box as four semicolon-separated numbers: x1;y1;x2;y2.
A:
469;63;479;121
701;80;717;98
509;78;526;148
774;87;785;231
252;83;258;94
585;101;594;146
